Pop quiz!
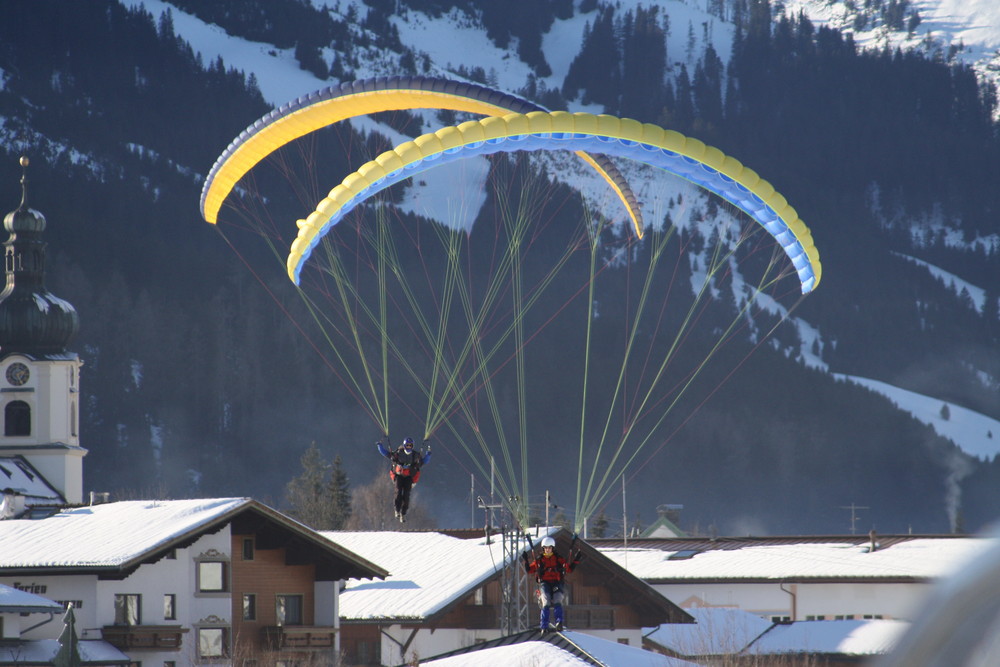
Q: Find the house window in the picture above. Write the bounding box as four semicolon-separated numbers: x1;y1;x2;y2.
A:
242;538;254;561
164;662;175;667
473;587;484;605
163;594;176;621
4;400;30;436
243;594;257;621
197;561;228;592
617;638;630;645
114;594;141;625
275;595;303;626
198;627;228;659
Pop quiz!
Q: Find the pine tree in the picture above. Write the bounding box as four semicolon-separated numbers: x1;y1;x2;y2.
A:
328;455;352;530
591;510;609;538
285;442;353;530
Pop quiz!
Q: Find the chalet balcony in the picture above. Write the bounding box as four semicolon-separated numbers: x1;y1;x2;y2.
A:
101;624;188;651
566;605;615;630
262;625;338;650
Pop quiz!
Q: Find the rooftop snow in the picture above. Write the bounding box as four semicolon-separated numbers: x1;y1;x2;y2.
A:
0;583;64;612
749;618;910;656
0;497;247;568
561;630;701;666
423;631;700;667
424;641;592;667
0;639;129;664
324;529;555;621
0;456;64;503
599;537;995;581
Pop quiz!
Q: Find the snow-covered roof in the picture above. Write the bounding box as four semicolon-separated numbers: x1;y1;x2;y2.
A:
424;641;592;667
0;456;64;504
0;583;63;613
748;619;909;656
0;498;387;580
599;537;995;581
327;529;692;625
561;630;700;666
645;609;907;658
422;629;700;667
644;607;773;655
324;530;552;621
0;497;249;569
0;639;129;665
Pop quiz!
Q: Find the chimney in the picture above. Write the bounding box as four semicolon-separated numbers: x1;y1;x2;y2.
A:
869;529;878;553
89;491;110;505
1;491;25;519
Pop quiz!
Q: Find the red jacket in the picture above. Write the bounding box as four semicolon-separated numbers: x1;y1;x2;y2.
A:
525;551;576;583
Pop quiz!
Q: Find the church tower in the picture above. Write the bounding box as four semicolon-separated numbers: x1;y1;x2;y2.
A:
0;157;84;504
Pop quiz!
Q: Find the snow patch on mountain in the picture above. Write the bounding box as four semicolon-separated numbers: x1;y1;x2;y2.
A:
836;374;1000;460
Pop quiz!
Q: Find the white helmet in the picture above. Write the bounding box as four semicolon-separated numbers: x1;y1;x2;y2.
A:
541;536;556;548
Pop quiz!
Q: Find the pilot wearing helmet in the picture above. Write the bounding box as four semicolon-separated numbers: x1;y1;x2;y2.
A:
377;437;431;523
523;535;582;632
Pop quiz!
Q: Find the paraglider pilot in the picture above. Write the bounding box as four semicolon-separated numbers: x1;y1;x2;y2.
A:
377;437;431;523
522;535;582;632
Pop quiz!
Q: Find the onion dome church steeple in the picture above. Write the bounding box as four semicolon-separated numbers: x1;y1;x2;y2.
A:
0;157;85;508
0;157;79;354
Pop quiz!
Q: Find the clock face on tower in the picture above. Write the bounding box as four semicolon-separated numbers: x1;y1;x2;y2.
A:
6;362;30;386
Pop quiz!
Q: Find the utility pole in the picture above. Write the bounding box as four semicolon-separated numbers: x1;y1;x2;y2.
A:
479;496;530;634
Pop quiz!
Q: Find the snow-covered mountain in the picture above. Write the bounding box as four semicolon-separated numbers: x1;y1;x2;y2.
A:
125;0;1000;454
1;0;997;534
788;0;1000;106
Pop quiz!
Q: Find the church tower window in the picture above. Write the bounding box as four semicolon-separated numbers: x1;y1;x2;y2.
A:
5;400;31;436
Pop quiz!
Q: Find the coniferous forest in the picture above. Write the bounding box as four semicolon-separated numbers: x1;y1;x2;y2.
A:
0;0;997;535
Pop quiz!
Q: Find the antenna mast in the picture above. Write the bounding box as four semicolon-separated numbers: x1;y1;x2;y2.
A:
479;496;530;634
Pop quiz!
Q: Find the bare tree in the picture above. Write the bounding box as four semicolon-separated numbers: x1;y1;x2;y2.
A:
345;466;436;530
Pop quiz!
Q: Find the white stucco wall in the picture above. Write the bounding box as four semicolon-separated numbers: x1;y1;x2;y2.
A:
658;581;933;621
1;526;234;667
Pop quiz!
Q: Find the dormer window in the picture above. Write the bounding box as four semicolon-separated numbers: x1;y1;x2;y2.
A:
4;400;30;436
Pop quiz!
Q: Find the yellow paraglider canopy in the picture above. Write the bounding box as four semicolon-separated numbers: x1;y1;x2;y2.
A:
200;76;643;236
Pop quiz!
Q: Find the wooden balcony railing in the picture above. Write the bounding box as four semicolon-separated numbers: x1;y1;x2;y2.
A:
101;624;188;651
262;625;337;650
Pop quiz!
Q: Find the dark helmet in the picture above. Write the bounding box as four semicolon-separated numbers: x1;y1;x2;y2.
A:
403;437;414;448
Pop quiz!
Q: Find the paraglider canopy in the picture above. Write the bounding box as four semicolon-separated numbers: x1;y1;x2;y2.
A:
200;76;644;236
287;111;821;293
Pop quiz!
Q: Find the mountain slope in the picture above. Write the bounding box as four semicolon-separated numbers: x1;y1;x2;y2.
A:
0;0;997;535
